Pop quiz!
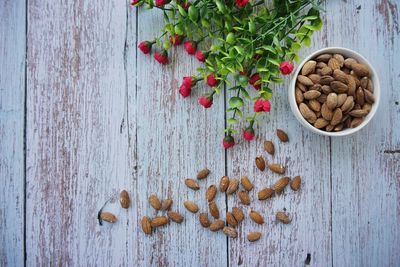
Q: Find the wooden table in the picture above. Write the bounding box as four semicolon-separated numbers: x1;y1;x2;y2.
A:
1;0;399;266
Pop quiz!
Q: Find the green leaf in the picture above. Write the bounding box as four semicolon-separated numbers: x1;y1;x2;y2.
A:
234;46;244;55
229;97;244;108
261;45;277;54
303;36;311;47
268;58;280;67
227;118;238;125
240;88;250;99
174;24;184;35
188;6;199;22
178;5;187;17
236;109;243;117
301;15;319;21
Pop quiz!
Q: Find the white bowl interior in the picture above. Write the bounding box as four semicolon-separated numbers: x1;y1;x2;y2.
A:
289;47;380;137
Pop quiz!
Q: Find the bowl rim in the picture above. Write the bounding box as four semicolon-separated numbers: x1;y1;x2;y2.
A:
289;46;380;137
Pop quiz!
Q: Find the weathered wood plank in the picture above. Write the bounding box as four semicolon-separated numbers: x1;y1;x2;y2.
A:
26;1;133;265
226;6;332;267
129;6;228;266
326;1;400;266
0;0;26;266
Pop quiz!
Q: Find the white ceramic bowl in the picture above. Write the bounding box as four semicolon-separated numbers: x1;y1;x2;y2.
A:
289;47;380;136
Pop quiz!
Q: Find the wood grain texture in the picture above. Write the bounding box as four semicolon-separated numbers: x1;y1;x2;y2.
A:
130;6;228;266
26;0;132;265
0;0;26;266
325;1;400;266
225;14;332;266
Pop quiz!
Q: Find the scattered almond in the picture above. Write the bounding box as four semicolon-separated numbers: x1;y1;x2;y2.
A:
161;198;173;211
223;227;238;238
209;201;220;219
264;140;275;155
226;178;239;195
247;232;262;242
149;194;162;211
119;190;130;209
268;164;285;174
232;207;245;223
258;187;274;200
276;211;291;224
197;168;210;180
274;177;290;193
184;201;199;213
100;212;117;223
185;178;200;190
199;213;211;228
141;216;152;234
206;185;217;202
209;219;225;232
290;176;301;191
238;191;251;205
241;176;254;191
151;216;169;227
226;212;238;227
167;211;184;223
249;210;264;224
255;156;266;171
276;129;289;142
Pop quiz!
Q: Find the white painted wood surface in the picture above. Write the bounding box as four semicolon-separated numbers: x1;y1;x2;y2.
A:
0;0;26;266
0;0;399;266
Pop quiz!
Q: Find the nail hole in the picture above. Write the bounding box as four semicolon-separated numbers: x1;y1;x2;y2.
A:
395;101;399;105
305;253;311;265
238;256;243;265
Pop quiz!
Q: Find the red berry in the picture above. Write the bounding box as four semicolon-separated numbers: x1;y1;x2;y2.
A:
138;41;152;54
184;41;197;55
279;61;294;75
195;50;206;62
182;76;194;87
253;99;271;112
235;0;249;7
155;0;170;7
243;127;255;141
198;95;213;108
179;84;191;97
223;135;235;149
206;74;219;87
249;73;261;90
154;51;169;65
170;34;183;46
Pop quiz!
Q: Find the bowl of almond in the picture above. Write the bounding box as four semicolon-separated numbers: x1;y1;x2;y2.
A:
289;47;380;136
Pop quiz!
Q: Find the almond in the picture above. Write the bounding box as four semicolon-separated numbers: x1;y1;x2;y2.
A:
100;212;117;223
301;60;317;76
331;81;348;94
352;63;370;77
268;163;285;174
119;190;130;209
247;232;262;242
330;108;343;126
232;207;245;223
149;194;162;211
223;227;237;238
264;140;275;155
367;79;374;92
317;93;327;104
290;175;301;191
320;75;334;85
241;176;254;191
316;61;328;68
199;213;211;228
321;85;332;94
350;117;364;128
276;129;289;142
255;156;266;171
185;178;200;190
184;201;199;213
316;53;332;62
341;96;354;113
276;211;291;224
209;201;220;219
308;74;321;84
328;57;341;70
296;82;307;92
321;103;333;121
325;124;334;132
333;54;345;67
308;100;321;112
297;75;314;86
334;123;344;131
337;93;347;107
299;103;317;123
161;198;173;211
206;185;217;202
295;88;304;104
226;178;239;195
238;191;251;205
362;103;372;113
347;75;356;96
249;210;264;224
326;93;338;110
355;87;366;106
364;89;375;104
349;109;368;118
197;168;210;180
151;216;169;227
344;58;357;68
320;66;333;76
141;216;152;234
226;212;238;227
360;77;369;89
303;90;321;100
219;176;230;192
314;118;329;129
258;187;274;200
167;211;184;223
209;219;225;232
274;177;290;193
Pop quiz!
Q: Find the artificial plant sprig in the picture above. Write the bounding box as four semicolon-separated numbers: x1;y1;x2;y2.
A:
134;0;323;149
